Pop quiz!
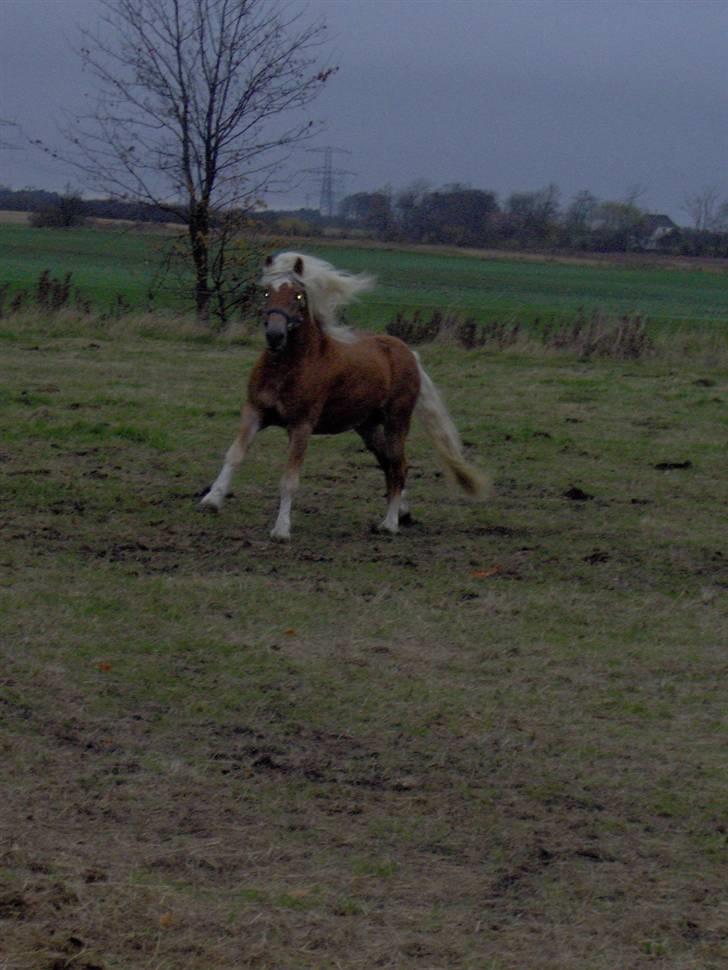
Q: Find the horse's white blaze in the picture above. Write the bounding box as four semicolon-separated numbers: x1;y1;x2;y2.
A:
262;252;374;338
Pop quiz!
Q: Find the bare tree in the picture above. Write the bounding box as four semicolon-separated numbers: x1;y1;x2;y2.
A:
592;200;644;250
504;183;561;241
682;186;722;231
564;190;599;230
623;183;648;208
714;201;728;232
48;0;334;320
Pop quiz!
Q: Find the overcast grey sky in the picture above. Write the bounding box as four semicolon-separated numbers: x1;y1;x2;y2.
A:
1;0;727;221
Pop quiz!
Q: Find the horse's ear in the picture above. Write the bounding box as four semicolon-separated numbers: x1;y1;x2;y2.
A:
293;256;304;277
264;254;273;267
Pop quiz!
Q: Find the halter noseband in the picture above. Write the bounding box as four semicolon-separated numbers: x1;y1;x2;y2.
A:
263;306;305;331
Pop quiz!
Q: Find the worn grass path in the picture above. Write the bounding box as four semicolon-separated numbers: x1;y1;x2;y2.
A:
1;324;726;968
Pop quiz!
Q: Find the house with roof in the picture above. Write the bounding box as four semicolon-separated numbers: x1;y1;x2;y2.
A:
638;214;678;250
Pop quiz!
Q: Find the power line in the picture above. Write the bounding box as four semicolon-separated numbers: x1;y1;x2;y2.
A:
303;147;356;217
0;119;21;151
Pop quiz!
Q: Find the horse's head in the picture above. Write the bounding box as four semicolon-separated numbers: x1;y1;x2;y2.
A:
262;278;309;353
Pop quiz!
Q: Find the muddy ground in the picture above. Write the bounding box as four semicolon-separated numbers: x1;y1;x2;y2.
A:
1;334;726;969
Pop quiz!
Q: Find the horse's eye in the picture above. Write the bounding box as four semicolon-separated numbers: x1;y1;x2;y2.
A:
296;293;305;302
263;290;270;299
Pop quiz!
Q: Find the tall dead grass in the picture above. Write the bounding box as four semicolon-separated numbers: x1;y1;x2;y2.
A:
386;306;728;364
0;305;254;347
2;276;725;366
0;269;260;346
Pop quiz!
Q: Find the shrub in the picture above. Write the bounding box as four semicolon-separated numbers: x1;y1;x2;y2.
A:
386;309;522;351
387;307;653;359
540;308;653;360
29;189;87;229
0;270;92;318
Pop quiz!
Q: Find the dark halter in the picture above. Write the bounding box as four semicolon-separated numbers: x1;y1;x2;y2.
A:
264;307;305;331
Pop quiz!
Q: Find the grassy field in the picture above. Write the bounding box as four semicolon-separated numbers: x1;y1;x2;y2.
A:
1;274;726;969
308;244;728;333
3;222;728;334
0;223;182;313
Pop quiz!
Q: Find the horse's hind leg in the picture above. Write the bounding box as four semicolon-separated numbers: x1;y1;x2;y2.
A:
200;405;261;511
360;422;409;534
399;488;412;525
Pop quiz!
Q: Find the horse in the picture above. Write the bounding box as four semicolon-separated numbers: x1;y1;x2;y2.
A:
200;252;486;540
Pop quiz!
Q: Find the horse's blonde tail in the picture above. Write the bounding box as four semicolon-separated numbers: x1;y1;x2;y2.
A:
415;358;489;499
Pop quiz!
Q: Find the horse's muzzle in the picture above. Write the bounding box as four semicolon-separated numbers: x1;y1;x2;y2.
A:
265;307;303;352
264;309;289;352
266;329;287;352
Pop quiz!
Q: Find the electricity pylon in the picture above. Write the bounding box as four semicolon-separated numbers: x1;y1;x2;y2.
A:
304;147;356;217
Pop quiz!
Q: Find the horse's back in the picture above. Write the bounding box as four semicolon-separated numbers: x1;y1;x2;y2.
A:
341;331;418;375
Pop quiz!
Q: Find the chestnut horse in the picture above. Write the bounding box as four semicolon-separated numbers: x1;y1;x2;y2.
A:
200;252;486;540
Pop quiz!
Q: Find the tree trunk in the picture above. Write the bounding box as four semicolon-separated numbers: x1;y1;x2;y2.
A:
190;203;211;320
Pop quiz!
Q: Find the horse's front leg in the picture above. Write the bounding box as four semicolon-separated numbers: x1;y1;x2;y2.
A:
200;405;261;511
271;423;312;542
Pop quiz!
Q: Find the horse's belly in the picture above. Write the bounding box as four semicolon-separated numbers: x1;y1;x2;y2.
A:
314;401;379;435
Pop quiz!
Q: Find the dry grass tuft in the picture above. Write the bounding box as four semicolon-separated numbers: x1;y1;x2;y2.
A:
387;307;658;359
387;308;523;351
540;307;654;359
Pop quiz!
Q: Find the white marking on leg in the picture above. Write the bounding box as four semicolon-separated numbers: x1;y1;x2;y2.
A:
380;492;401;534
271;473;297;541
200;459;234;510
270;423;311;541
200;408;260;511
400;488;410;517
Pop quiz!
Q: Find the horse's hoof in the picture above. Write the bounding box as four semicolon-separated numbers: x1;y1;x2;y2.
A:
270;529;291;543
199;493;221;512
376;521;399;536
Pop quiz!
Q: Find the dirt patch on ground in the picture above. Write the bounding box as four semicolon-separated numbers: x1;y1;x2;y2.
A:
2;654;726;969
2;342;726;969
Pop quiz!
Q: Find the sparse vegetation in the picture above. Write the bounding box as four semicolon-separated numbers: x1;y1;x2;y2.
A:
1;257;726;966
3;222;728;336
28;186;87;230
387;307;654;358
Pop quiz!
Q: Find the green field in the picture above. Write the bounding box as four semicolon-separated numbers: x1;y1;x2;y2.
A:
309;245;728;333
3;223;728;333
0;223;176;311
1;234;727;968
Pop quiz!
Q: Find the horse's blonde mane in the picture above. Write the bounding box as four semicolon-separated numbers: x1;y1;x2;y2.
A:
261;252;374;338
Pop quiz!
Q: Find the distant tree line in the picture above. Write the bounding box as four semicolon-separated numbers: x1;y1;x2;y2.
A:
335;182;728;256
5;182;728;258
0;185;183;228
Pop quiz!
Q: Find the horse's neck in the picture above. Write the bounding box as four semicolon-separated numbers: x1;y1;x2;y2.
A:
298;317;329;357
268;317;327;368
